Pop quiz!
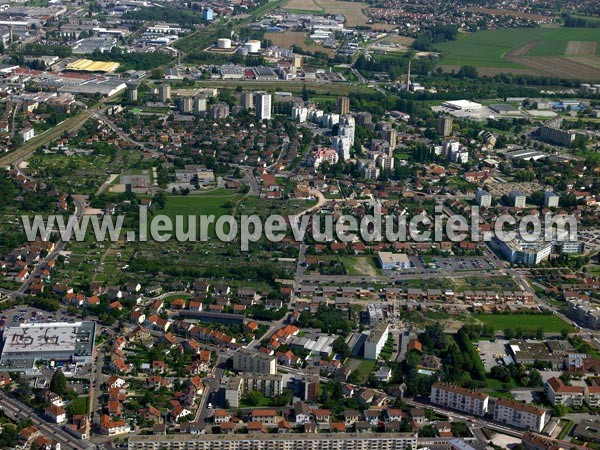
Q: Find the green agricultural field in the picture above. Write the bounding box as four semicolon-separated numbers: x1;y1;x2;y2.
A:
438;27;600;66
437;26;600;79
475;313;575;333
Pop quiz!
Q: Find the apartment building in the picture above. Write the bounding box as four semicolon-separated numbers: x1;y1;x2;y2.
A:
225;374;283;408
585;385;600;408
364;323;390;360
128;432;418;450
493;398;546;432
544;377;584;407
430;383;489;416
232;349;277;375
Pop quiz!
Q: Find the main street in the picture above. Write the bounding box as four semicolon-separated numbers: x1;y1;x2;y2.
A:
0;389;91;450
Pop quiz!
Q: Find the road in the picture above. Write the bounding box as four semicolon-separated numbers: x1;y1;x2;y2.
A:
89;342;108;437
16;195;85;296
195;353;228;429
0;389;91;450
243;169;260;196
404;397;524;439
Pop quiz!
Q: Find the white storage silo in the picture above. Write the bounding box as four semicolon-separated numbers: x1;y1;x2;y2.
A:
217;38;232;49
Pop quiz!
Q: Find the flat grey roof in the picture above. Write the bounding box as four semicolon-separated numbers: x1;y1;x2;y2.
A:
1;321;95;358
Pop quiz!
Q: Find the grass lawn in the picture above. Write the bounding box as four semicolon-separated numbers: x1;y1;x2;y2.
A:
379;334;394;361
487;390;515;399
558;419;575;440
160;192;242;219
342;256;381;276
354;360;376;382
67;396;90;415
475;313;575;333
484;376;516;390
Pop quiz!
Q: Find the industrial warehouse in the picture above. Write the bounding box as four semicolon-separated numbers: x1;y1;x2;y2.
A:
0;321;96;373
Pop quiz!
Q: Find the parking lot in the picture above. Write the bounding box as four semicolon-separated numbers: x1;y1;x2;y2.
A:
2;305;77;327
409;256;496;272
477;339;510;371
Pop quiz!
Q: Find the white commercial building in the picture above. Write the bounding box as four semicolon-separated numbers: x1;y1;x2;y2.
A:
495;238;552;266
0;321;96;373
377;252;410;270
442;100;483;111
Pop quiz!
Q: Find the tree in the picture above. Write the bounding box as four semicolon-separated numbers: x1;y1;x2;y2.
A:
553;404;567;417
529;369;543;387
50;369;67;396
243;390;263;407
332;336;350;359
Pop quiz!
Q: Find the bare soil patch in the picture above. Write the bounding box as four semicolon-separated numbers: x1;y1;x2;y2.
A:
564;41;597;56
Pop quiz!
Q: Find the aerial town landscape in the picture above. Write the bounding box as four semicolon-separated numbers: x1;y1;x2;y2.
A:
0;0;599;449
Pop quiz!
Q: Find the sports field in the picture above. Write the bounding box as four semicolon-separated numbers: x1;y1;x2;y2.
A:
437;26;600;80
475;313;575;333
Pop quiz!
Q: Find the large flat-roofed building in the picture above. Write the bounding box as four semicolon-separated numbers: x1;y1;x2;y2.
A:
430;382;489;416
377;252;410;270
494;238;552;266
0;321;96;372
573;420;600;444
442;100;482;111
232;348;277;375
363;323;389;360
493;398;546;432
507;340;569;370
128;432;418;450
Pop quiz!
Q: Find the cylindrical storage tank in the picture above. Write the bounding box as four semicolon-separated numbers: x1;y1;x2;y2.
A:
245;39;261;53
238;46;249;56
580;83;591;93
589;87;598;94
217;38;232;49
593;84;600;90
